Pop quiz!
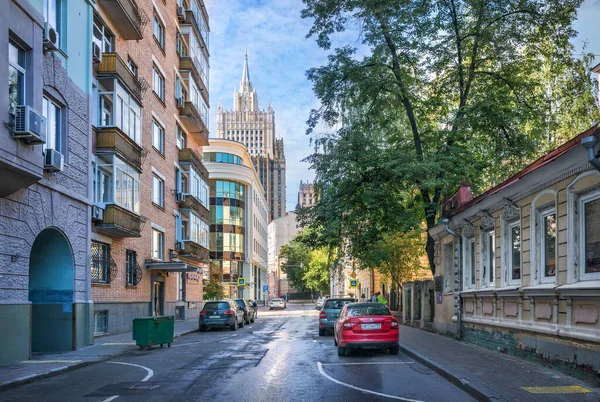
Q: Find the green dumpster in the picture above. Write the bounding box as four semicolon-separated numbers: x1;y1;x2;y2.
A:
132;316;174;350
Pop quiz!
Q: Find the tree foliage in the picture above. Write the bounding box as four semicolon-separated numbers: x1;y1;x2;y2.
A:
300;0;598;273
203;278;225;300
279;231;331;293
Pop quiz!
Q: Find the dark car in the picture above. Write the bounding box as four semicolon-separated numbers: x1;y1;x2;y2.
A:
318;298;356;336
199;300;245;331
234;299;256;325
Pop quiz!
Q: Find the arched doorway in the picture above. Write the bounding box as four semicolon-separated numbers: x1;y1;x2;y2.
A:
29;228;74;353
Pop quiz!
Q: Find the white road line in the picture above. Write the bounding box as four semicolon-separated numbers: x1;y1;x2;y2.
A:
317;362;424;402
102;361;155;401
320;361;414;366
102;396;119;402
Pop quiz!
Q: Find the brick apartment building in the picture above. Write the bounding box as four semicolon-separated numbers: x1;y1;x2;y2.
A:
90;0;210;335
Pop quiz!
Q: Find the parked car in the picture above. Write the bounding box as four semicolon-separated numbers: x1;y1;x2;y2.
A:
199;300;245;332
269;298;286;310
318;298;355;336
234;299;256;324
315;298;325;310
334;302;399;356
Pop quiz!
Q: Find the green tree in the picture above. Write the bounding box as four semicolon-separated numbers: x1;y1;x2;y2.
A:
300;0;598;272
304;249;331;295
279;234;312;292
203;278;225;300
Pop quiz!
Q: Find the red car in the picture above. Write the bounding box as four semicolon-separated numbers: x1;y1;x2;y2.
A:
334;303;399;356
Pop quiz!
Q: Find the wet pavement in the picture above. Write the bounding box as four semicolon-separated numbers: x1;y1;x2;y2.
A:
0;303;475;402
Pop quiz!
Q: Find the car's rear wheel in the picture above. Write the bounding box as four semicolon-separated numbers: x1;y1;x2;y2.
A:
333;336;338;346
240;318;245;328
389;345;399;355
337;346;346;356
199;326;206;332
231;321;238;331
318;328;324;336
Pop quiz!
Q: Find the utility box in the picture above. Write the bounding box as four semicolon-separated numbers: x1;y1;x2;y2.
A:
132;316;174;350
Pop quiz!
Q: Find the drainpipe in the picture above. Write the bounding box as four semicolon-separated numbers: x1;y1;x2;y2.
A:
441;218;462;340
581;135;600;172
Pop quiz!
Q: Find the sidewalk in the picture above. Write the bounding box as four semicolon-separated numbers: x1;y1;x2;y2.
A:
0;318;199;392
398;324;600;401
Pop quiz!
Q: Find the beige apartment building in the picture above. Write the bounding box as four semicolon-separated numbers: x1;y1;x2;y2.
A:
216;53;286;221
90;0;210;335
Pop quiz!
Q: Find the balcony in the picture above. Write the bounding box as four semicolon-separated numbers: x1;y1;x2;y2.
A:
94;204;142;237
97;53;145;102
177;240;210;263
178;102;209;146
179;194;209;222
97;0;147;40
179;148;209;180
179;56;209;105
96;127;144;171
183;10;209;56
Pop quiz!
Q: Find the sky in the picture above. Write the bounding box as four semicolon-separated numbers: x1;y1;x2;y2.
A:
205;0;600;214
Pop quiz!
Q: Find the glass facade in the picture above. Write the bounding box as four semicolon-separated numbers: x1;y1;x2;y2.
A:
209;180;246;261
203;152;243;165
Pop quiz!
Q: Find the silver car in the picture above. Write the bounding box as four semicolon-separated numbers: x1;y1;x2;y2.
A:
269;298;286;310
315;298;325;310
318;298;355;336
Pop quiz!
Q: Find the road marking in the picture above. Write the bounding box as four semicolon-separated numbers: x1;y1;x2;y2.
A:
102;361;155;402
522;385;592;394
20;360;82;364
317;362;424;402
102;342;136;346
320;362;414;366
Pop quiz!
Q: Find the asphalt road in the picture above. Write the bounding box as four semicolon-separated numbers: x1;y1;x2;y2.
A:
0;303;475;402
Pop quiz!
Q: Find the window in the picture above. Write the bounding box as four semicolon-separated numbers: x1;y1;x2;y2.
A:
8;41;25;114
126;250;139;286
153;67;165;101
91;241;111;283
152;175;164;207
443;242;454;293
42;97;61;153
177;272;185;301
180;211;209;248
485;231;495;286
96;80;142;144
115;159;140;213
93;15;114;53
463;237;476;289
153;13;165;48
127;57;138;76
152;120;164;154
581;195;600;277
176;125;186;149
152;229;164;260
44;0;62;43
94;310;108;335
542;210;557;280
509;223;521;281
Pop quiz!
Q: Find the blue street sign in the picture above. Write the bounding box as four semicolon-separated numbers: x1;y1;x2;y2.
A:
262;285;269;292
349;280;358;288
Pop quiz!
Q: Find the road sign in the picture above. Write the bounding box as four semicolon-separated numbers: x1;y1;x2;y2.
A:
350;272;357;279
349;279;358;288
262;285;269;292
237;277;246;286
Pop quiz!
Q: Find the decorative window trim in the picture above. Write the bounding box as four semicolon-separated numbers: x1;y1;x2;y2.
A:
567;170;600;284
479;227;496;289
579;190;600;281
500;200;521;287
462;222;476;290
530;190;557;286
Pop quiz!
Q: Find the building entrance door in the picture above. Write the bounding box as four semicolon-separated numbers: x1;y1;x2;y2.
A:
153;281;164;316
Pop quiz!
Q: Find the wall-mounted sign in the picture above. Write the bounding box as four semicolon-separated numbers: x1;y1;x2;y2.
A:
187;273;200;281
238;277;246;286
188;302;197;309
349;280;358;288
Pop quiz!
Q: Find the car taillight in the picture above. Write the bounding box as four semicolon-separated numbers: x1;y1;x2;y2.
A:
343;321;353;329
319;312;326;319
200;311;207;316
223;310;234;315
391;320;398;327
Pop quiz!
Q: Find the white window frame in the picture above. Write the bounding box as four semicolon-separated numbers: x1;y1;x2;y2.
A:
176;125;186;149
540;208;557;283
579;190;600;281
8;41;26;114
152;228;164;260
480;229;496;288
152;120;164;154
152;174;164;207
507;221;521;285
153;12;165;48
96;80;142;144
42;96;62;154
463;237;476;289
153;67;165;101
93;155;140;214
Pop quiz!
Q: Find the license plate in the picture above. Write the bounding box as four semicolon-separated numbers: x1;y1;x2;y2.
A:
361;323;381;330
209;316;221;319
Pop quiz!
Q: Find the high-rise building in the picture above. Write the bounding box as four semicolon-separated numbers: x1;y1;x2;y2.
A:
298;180;316;208
0;0;95;364
203;139;269;302
267;212;301;298
216;52;286;221
90;0;211;334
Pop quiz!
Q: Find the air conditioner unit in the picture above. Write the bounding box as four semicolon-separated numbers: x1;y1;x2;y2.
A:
12;105;46;145
44;148;64;172
92;42;102;64
43;22;60;52
176;6;185;21
175;192;185;202
92;205;105;221
175;241;185;250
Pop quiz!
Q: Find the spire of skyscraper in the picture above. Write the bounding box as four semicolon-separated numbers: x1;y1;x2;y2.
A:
241;49;250;85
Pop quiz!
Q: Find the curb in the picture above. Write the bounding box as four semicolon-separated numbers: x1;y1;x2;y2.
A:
0;327;199;392
398;345;490;402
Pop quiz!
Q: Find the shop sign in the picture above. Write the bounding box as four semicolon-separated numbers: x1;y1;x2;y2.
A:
187;273;200;281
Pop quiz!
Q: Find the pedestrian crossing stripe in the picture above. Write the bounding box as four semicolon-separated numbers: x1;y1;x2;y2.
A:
522;385;592;394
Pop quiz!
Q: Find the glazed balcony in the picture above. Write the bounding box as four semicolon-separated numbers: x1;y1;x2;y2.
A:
179;56;209;105
96;127;143;171
178;102;209;146
177;240;210;263
179;194;209;222
97;53;145;102
183;10;209;55
97;0;147;40
95;204;142;237
179;148;209;180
